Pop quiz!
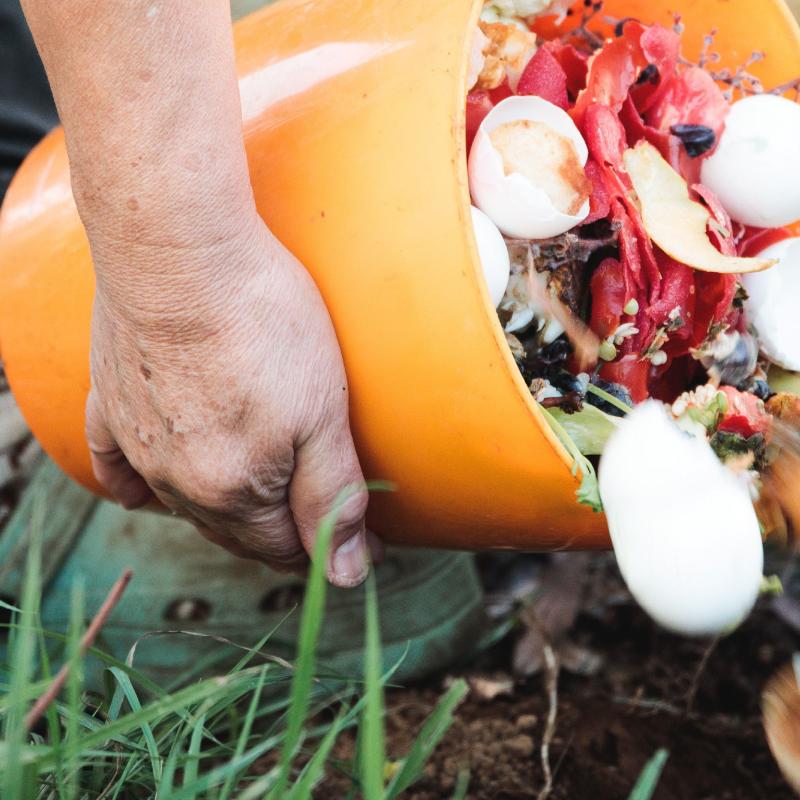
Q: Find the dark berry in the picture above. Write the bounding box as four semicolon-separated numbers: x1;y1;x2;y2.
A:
549;370;585;396
587;377;633;417
669;124;716;158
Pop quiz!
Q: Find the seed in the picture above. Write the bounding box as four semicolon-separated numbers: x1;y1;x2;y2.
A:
650;350;668;366
623;298;639;315
599;339;617;361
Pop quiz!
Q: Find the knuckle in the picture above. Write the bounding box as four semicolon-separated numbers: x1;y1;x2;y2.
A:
332;486;369;528
235;505;301;557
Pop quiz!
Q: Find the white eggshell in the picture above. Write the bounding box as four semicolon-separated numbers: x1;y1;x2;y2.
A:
468;96;590;239
470;205;511;307
700;95;800;228
599;401;763;636
743;237;800;370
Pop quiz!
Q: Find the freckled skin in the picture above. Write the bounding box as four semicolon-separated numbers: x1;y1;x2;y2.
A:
21;0;374;585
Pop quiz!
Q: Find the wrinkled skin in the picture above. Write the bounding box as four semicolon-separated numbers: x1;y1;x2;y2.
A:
21;0;378;587
86;216;377;585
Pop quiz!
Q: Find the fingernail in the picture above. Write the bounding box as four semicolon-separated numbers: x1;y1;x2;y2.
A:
330;531;368;587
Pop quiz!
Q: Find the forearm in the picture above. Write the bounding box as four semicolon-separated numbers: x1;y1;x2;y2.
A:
20;1;259;308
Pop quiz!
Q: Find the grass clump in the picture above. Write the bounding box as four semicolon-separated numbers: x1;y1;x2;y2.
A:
0;492;467;798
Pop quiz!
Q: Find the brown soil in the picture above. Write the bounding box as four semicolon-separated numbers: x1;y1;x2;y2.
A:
320;553;798;799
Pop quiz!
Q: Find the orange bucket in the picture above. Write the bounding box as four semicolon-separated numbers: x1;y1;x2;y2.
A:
1;0;799;550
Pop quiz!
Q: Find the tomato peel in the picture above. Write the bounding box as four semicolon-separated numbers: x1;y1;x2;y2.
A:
717;386;772;437
517;46;569;109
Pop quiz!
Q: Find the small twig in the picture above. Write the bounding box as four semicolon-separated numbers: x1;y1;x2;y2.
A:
537;640;560;800
564;1;605;51
612;694;687;717
95;743;124;800
537;643;559;800
685;635;720;714
24;569;133;731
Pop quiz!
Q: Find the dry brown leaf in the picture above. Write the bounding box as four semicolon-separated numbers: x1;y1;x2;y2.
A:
623;141;776;274
513;553;589;677
467;675;515;701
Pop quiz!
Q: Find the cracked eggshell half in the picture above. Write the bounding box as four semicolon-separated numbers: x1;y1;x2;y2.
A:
744;237;800;370
599;401;763;636
700;95;800;228
468;96;590;240
470;205;511;307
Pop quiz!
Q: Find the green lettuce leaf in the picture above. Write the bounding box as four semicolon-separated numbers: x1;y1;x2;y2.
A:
547;404;621;456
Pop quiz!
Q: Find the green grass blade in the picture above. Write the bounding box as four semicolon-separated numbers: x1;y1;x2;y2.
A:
35;613;65;799
627;749;669;800
166;732;284;800
181;710;207;792
229;609;297;675
359;571;385;800
63;580;85;800
236;766;281;800
33;673;254;773
386;679;468;799
107;667;162;783
158;729;184;798
452;769;470;800
287;714;345;800
218;665;268;800
268;490;355;799
2;499;44;799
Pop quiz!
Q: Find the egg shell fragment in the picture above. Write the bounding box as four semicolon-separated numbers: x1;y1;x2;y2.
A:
470;205;511;307
468;96;590;239
700;95;800;228
744;237;800;370
599;401;763;637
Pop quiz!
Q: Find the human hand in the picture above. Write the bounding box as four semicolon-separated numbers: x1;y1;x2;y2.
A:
85;215;378;587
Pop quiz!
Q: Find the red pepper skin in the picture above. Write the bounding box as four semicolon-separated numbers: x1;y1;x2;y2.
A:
717;386;772;437
629;24;680;113
517;46;569;109
738;225;794;257
692;183;737;256
589;257;626;339
466;90;494;151
646;251;695;354
583;159;610;224
601;356;650;403
692;270;738;345
543;41;588;100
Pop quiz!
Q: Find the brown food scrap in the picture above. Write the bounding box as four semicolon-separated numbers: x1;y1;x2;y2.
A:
758;420;800;545
477;21;537;91
767;393;800;429
506;224;619;317
763;658;800;794
526;269;599;371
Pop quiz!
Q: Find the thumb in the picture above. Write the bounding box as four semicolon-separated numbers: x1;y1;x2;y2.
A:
289;418;371;588
85;390;154;509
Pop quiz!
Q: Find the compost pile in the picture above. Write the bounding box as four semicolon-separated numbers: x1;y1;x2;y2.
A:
466;3;800;517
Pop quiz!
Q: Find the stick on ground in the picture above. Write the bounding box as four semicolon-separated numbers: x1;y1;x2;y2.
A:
24;568;133;731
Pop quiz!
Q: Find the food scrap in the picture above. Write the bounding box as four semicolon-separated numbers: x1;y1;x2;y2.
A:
466;2;800;637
